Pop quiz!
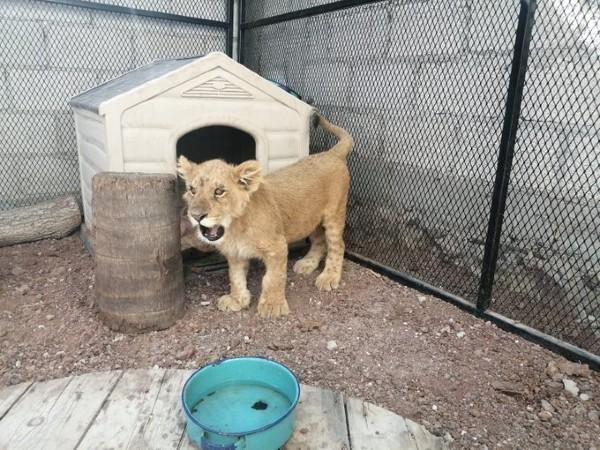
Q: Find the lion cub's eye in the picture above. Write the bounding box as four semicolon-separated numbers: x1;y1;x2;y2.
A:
188;186;196;195
214;187;225;198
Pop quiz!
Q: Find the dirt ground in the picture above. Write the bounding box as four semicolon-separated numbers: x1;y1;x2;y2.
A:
1;234;599;449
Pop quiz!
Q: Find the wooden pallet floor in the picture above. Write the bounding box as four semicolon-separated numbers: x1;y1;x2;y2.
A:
0;369;445;450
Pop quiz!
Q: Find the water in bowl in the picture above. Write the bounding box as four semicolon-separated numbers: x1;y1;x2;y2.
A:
191;381;292;434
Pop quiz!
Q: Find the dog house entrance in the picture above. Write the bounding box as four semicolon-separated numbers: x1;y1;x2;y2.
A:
176;125;255;165
177;125;255;267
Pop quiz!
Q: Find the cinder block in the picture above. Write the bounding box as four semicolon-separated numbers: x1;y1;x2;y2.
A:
557;126;599;198
389;1;467;59
530;0;584;51
0;19;47;67
308;5;389;63
349;61;415;110
16;152;79;198
520;55;600;128
511;121;567;192
48;23;133;71
312;106;384;158
133;24;224;67
0;112;63;155
54;112;78;153
383;112;458;173
0;0;91;24
303;62;350;106
417;54;512;119
0;153;22;208
9;68;98;111
453;118;502;183
469;0;519;53
257;21;309;95
0;70;8;110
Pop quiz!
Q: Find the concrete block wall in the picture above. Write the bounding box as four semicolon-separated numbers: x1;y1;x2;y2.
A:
0;0;227;209
244;0;600;328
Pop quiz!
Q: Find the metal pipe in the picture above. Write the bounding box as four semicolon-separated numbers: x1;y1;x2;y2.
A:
38;0;230;28
346;251;600;370
226;0;235;56
241;0;385;29
477;0;537;311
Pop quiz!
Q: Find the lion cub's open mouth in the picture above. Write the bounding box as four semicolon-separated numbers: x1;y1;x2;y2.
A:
199;224;225;241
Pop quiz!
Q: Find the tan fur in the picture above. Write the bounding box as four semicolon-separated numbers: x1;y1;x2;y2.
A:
179;115;353;318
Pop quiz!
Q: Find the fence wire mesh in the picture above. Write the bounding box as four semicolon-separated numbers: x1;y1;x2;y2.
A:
242;0;600;355
0;0;228;210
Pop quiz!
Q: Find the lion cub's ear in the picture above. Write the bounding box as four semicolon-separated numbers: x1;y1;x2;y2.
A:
177;155;195;180
235;160;263;193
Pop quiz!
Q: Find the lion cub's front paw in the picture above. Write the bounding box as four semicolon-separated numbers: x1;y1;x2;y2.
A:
315;271;341;291
293;257;320;275
257;298;290;318
217;293;250;312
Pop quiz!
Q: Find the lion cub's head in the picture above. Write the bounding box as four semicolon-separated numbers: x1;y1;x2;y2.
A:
177;156;263;243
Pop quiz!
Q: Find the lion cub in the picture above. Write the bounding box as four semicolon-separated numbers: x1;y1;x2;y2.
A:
179;115;353;318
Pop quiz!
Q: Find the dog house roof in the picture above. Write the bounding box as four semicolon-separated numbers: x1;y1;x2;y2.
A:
69;52;312;116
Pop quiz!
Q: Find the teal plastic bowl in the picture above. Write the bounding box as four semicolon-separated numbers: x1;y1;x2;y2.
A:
181;357;300;450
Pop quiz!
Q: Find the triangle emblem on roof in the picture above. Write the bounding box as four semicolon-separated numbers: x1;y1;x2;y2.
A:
182;76;253;99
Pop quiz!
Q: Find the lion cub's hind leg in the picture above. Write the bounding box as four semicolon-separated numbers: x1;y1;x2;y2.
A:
315;206;347;292
293;226;326;275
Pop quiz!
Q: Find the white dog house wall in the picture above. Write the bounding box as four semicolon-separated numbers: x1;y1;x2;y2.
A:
69;52;314;225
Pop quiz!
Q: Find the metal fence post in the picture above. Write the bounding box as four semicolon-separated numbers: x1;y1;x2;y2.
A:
477;0;537;311
238;0;245;64
226;0;235;57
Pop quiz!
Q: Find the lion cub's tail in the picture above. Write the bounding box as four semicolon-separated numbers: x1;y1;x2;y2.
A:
318;114;354;160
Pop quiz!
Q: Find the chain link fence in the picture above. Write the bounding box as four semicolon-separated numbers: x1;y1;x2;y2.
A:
0;0;230;210
241;0;600;359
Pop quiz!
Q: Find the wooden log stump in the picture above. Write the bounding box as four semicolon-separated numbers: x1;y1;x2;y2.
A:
92;172;184;332
0;195;81;247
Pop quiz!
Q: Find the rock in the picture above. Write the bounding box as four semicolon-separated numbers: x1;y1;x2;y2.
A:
541;400;555;413
15;285;30;295
492;381;526;396
326;340;338;351
545;360;559;377
579;393;590;401
417;296;426;305
440;326;451;334
562;378;579;397
200;301;210;306
268;341;294;351
456;331;466;338
588;410;599;422
538;410;553;421
432;404;438;411
45;314;55;321
11;266;25;277
0;329;7;338
556;360;590;377
175;345;195;361
551;372;565;382
200;294;207;301
443;432;454;443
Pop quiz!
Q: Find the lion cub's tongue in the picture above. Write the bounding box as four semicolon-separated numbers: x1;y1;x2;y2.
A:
206;226;220;239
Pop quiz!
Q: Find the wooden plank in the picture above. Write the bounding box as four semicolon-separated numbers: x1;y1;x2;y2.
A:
0;382;32;420
346;397;419;450
77;368;165;450
131;369;192;450
284;384;350;450
405;418;446;450
0;377;71;449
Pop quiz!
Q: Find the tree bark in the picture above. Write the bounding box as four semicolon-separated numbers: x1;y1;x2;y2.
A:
0;195;81;247
92;172;185;333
